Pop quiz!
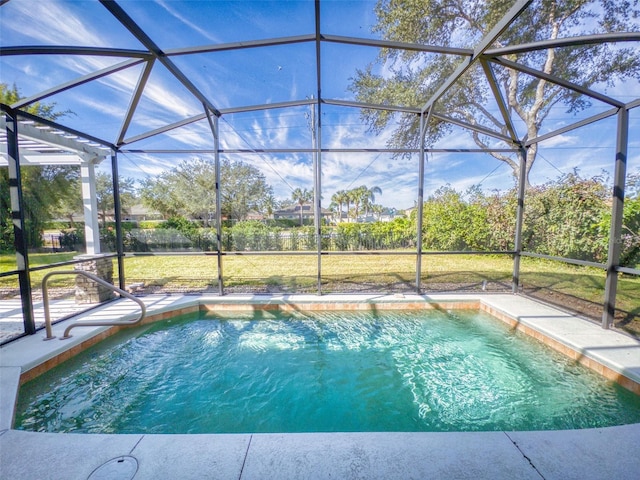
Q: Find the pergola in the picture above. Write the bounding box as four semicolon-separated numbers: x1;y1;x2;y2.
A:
1;115;110;254
1;0;639;339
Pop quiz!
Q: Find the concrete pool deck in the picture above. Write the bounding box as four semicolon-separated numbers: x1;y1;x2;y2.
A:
1;293;639;479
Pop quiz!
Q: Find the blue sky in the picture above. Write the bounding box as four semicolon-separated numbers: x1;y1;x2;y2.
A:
1;0;639;210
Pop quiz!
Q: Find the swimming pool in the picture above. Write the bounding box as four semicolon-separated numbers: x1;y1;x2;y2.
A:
15;308;640;434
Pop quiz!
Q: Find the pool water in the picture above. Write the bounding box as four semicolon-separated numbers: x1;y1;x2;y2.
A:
16;309;640;434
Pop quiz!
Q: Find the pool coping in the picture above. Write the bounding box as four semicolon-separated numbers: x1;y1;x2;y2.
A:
1;293;640;479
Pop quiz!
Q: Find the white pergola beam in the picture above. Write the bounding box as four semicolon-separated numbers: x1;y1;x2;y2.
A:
0;152;88;166
80;160;101;255
0;118;110;159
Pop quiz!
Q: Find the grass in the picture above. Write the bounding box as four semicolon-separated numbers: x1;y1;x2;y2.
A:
0;252;79;291
1;251;638;335
0;251;77;271
518;256;640;335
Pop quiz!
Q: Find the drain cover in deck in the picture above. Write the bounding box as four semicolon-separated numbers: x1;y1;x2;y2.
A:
87;456;138;480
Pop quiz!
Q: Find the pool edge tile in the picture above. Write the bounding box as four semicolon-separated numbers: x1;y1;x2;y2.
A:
0;366;20;430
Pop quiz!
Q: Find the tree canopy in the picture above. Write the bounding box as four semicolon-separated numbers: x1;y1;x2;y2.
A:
95;172;138;227
349;0;640;185
330;185;383;222
0;83;70;121
291;187;313;225
140;158;274;224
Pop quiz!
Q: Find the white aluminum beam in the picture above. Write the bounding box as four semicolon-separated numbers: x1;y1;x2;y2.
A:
0;153;85;166
80;161;101;255
0;118;109;159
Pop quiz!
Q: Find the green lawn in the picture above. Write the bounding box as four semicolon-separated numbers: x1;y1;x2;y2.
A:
1;251;638;335
0;252;79;290
0;251;77;271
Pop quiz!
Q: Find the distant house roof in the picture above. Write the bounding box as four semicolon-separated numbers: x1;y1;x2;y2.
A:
245;211;265;220
127;204;158;216
274;204;331;218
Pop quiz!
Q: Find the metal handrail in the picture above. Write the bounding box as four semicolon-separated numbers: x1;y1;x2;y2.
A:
42;270;146;340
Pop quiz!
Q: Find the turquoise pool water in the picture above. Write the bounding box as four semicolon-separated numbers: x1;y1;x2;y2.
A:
15;309;640;434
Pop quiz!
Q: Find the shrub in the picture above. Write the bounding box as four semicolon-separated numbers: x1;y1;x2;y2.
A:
138;220;163;229
60;229;84;252
158;216;199;235
228;220;281;251
523;173;609;262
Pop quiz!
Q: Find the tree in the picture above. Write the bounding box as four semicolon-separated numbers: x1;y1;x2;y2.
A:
95;172;137;227
351;186;367;220
361;185;382;217
0;83;69;121
348;185;383;221
331;190;349;222
0;165;79;249
264;193;278;219
141;158;217;225
50;178;83;228
331;185;383;223
140;158;274;225
371;203;385;221
291;187;313;226
328;200;339;224
420;185;491;251
342;190;353;222
347;188;361;221
349;1;640;185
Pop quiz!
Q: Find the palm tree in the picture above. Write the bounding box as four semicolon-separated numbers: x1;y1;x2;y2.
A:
347;188;360;222
351;186;371;222
291;187;313;226
342;190;353;222
328;201;339;224
331;192;342;221
372;204;384;221
264;193;277;220
363;185;382;217
331;190;350;222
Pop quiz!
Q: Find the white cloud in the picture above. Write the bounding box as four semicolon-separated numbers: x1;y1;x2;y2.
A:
154;0;221;44
536;134;579;148
116;153;170;178
70;92;129;120
162;124;213;149
7;1;106;48
432;131;479;150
